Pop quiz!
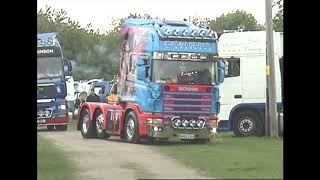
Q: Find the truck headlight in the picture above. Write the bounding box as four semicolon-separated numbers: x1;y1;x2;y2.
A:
44;110;51;117
58;105;66;110
56;86;62;93
38;110;44;117
210;127;217;133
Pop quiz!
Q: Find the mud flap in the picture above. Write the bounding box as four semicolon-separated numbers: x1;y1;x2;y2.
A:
107;110;122;134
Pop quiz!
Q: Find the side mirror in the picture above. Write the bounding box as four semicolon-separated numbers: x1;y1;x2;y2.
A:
64;60;72;72
217;61;225;84
137;59;149;81
67;61;72;72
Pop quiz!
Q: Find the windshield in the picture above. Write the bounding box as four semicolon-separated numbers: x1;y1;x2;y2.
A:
37;57;63;79
152;60;216;85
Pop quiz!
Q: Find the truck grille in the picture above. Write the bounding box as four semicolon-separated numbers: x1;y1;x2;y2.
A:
162;85;213;114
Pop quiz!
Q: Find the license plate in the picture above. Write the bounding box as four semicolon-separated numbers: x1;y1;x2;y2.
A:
179;134;195;139
37;119;46;123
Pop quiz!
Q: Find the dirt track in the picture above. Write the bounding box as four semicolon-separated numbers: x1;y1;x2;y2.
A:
38;128;213;180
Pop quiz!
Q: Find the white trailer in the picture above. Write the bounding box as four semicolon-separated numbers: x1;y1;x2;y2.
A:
217;31;283;136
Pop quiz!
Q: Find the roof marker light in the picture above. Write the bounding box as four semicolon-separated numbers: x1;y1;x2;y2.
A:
164;29;171;36
190;29;197;36
182;29;188;36
200;30;206;37
173;29;179;36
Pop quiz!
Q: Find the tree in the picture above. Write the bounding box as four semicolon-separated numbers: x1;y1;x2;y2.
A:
273;0;283;32
207;10;265;32
38;6;118;81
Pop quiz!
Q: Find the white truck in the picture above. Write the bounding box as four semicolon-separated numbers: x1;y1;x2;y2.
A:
217;31;283;136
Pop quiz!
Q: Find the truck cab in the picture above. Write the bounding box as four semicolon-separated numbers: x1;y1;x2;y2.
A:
37;32;72;131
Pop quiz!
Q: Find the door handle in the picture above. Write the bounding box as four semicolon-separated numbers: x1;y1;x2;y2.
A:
234;95;242;99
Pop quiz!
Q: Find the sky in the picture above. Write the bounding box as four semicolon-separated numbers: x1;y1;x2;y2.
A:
37;0;279;32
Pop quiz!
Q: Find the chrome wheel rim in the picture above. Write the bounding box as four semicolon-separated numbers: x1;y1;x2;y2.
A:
239;118;254;133
96;114;104;134
126;118;135;138
82;113;90;133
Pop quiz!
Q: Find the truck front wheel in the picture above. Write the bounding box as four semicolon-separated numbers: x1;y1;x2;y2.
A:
80;108;96;138
95;111;111;139
124;112;140;143
233;110;262;137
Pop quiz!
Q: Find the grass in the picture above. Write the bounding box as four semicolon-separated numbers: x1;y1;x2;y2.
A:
37;136;76;180
68;115;78;130
154;132;283;179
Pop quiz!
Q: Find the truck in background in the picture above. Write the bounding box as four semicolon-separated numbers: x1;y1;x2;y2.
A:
217;31;283;136
37;32;72;131
77;19;225;143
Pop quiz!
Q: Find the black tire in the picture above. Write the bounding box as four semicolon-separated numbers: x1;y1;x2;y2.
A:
47;125;54;131
55;125;68;131
79;108;96;138
124;111;140;143
95;110;112;139
232;110;262;137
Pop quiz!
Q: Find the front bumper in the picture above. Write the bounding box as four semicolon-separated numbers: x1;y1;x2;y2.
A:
149;126;216;141
138;113;218;141
37;100;68;126
37;117;69;126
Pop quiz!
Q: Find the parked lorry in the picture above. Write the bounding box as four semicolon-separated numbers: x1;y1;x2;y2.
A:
37;32;72;130
217;31;283;136
77;19;225;143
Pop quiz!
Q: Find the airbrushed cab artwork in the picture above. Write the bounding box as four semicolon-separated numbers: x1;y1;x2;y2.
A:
77;19;225;143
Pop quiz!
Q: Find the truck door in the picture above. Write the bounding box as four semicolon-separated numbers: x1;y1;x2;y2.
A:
219;57;243;122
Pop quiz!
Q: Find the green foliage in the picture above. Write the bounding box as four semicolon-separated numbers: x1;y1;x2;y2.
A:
155;132;283;179
38;6;120;81
273;0;283;32
208;10;265;32
38;136;76;180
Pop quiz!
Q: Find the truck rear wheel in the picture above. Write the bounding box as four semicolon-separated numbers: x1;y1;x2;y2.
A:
124;112;140;143
56;125;68;131
80;108;96;138
95;111;111;139
233;110;261;137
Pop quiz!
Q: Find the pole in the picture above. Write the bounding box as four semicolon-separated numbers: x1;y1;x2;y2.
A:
265;0;278;138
